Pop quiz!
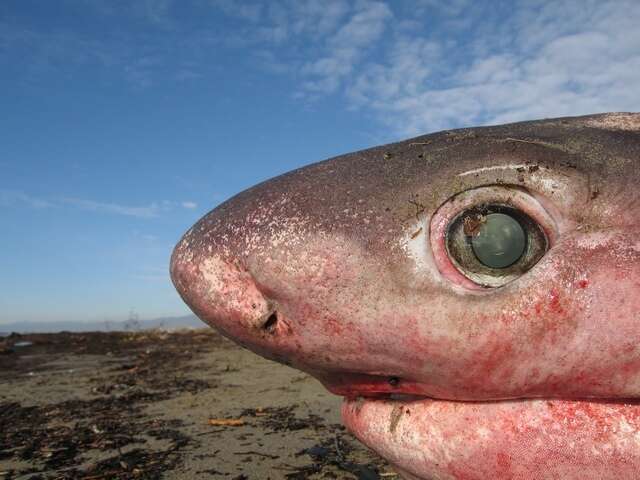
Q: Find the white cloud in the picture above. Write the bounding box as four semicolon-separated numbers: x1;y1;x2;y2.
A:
248;0;350;43
8;0;638;136
289;1;350;37
413;0;472;17
298;1;392;96
210;0;263;22
139;234;159;242
342;0;640;136
0;189;195;218
61;198;161;218
0;4;212;90
210;1;390;97
229;0;639;136
347;37;441;108
0;189;54;209
134;273;169;282
138;0;174;25
133;266;168;282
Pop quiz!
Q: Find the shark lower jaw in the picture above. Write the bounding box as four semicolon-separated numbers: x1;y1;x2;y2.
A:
341;396;640;480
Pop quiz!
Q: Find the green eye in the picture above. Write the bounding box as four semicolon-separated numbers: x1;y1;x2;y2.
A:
447;205;547;287
470;213;526;268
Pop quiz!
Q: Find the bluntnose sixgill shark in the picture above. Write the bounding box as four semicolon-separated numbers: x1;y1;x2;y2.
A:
171;113;640;479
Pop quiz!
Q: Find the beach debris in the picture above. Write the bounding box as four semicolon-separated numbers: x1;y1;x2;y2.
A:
207;417;245;427
0;329;390;478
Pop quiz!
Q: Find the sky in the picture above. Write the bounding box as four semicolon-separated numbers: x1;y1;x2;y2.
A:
1;0;639;325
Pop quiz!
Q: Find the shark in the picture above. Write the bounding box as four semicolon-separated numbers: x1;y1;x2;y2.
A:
171;113;640;479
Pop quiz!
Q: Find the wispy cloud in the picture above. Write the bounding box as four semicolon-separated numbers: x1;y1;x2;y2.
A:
0;2;209;90
138;234;159;242
345;2;640;134
344;0;640;135
61;198;161;218
134;273;169;282
138;0;175;26
133;266;170;282
298;1;392;97
0;189;197;218
413;0;472;17
215;0;640;136
0;190;54;209
210;0;387;98
6;0;638;135
181;201;198;209
210;0;263;22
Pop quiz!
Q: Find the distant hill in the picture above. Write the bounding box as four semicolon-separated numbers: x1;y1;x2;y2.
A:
0;314;207;335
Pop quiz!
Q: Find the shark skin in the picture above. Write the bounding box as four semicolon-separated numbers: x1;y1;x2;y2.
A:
171;113;640;479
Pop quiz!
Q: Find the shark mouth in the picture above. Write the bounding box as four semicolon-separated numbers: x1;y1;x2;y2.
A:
316;373;640;480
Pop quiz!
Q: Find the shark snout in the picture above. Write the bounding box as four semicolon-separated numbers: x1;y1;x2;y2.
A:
170;236;276;339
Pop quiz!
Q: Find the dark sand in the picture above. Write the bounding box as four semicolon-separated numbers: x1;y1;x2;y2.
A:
0;329;393;479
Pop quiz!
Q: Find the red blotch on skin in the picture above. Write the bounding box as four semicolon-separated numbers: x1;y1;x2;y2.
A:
324;316;344;335
546;401;640;442
525;285;578;348
548;288;564;314
496;452;512;472
480;343;514;377
447;466;477;480
578;279;589;288
621;357;640;375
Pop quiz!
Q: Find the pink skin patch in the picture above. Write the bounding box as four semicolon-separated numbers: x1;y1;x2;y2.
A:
343;398;640;480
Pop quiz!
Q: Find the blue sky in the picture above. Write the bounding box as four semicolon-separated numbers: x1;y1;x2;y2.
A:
1;0;639;325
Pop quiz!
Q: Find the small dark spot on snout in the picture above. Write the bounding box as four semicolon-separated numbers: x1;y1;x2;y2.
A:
388;376;400;387
262;311;279;333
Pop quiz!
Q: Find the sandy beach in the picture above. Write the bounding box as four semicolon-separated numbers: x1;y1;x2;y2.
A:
0;329;391;479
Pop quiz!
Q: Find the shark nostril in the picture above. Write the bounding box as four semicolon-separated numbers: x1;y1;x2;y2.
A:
262;311;279;333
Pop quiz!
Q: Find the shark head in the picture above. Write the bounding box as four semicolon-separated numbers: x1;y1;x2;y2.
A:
171;113;640;479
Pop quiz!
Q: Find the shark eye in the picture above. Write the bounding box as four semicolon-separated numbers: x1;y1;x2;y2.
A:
429;186;557;290
446;205;548;287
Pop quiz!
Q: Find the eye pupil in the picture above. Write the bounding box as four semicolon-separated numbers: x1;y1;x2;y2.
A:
469;213;526;269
